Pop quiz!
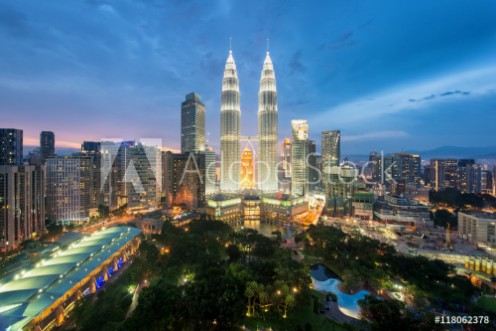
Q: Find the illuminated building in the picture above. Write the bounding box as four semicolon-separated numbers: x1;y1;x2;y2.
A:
322;130;340;186
0;227;141;331
206;192;307;224
459;211;496;245
260;193;308;223
126;143;161;211
40;131;55;163
206;194;243;222
46;156;92;224
457;159;481;193
257;50;279;192
430;158;458;191
0;164;45;253
391;152;421;186
220;48;241;192
181;92;206;153
373;194;430;227
164;152;214;211
0;128;23;166
352;184;374;220
325;165;357;217
241;147;255;189
291;120;309;197
307;140;320;191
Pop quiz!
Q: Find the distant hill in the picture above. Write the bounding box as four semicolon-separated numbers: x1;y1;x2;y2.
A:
344;146;496;162
408;146;496;160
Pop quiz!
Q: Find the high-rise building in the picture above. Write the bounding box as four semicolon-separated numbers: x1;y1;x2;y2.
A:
322;130;340;186
481;170;493;194
307;140;320;191
258;51;279;192
220;49;241;192
126;144;161;210
0;128;23;166
164;152;210;210
391;153;421;186
241;147;255;189
181;93;206;153
46;156;92;224
291;120;309;196
0;164;45;253
430;159;458;191
40;131;55;162
326;165;358;217
457;159;481;193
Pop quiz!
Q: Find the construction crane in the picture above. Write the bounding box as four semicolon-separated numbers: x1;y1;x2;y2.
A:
446;223;454;250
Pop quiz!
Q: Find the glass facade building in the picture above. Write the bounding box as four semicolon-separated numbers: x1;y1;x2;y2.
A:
181;92;206;153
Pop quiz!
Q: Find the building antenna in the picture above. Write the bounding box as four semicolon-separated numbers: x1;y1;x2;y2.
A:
229;37;232;52
267;38;269;53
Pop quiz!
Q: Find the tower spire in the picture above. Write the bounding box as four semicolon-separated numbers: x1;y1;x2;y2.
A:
267;38;269;54
229;37;232;53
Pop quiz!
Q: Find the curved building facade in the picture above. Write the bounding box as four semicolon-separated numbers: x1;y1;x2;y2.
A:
220;50;241;192
257;51;279;192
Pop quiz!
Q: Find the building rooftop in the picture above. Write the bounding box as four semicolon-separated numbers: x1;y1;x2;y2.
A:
0;226;141;331
460;211;496;220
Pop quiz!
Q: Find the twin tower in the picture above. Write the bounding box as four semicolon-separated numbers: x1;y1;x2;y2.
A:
220;48;278;193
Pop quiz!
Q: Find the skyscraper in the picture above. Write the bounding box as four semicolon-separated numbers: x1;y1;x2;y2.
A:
220;48;241;192
181;93;206;153
0;128;23;166
322;130;340;185
391;153;421;186
307;140;320;191
0;164;45;253
291;120;309;196
430;159;458;191
46;156;92;224
40;131;55;162
258;51;278;192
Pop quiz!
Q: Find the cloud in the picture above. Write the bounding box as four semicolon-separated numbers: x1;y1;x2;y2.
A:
409;90;470;102
289;50;305;75
342;131;408;142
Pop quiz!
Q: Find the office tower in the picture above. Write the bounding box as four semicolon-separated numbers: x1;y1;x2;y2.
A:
241;147;255;189
203;149;217;195
457;159;481;193
126;144;161;210
115;140;134;207
493;166;496;196
46;156;92;224
164;152;208;210
291;120;309;196
220;48;241;192
181;93;206;153
307;140;320;191
430;159;458;191
0;164;45;253
0;128;23;166
326;165;358;217
40;131;55;162
481;170;493;194
322;130;340;185
391;153;421;186
258;50;279;192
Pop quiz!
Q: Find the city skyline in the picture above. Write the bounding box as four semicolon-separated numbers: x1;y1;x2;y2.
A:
1;1;496;154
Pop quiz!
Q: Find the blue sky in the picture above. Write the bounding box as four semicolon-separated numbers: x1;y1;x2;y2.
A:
1;0;495;155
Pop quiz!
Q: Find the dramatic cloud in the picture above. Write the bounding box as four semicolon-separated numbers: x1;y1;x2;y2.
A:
0;0;495;154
